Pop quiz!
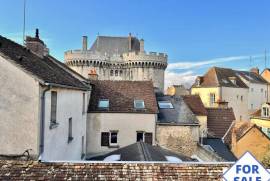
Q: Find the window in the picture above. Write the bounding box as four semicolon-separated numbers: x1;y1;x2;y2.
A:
240;115;242;121
110;70;114;76
115;70;118;76
237;95;239;100
210;93;215;106
68;118;73;143
82;93;86;114
130;71;133;79
119;70;123;76
81;136;85;159
50;91;58;129
251;88;254;92
101;131;118;147
134;100;145;109
261;88;264;93
265;91;267;98
251;104;254;110
241;96;243;102
136;132;153;145
263;107;269;117
158;101;174;109
98;99;109;108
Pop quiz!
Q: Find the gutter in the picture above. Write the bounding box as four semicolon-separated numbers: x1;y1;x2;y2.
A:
39;83;51;161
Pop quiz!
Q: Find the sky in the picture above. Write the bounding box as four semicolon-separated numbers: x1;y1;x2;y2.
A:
0;0;270;88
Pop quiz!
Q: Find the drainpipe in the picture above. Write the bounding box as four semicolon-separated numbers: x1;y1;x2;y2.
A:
39;83;51;161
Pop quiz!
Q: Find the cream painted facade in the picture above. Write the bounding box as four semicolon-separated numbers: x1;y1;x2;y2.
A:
0;55;40;156
86;113;156;156
196;116;208;137
0;55;89;160
192;87;249;121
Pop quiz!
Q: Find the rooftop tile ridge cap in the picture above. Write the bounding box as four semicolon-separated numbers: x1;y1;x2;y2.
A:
139;142;152;161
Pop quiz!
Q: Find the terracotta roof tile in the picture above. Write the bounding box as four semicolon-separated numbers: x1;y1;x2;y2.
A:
88;80;158;113
182;95;208;116
207;108;236;138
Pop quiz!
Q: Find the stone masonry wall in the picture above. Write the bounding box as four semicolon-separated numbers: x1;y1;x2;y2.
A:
0;160;231;180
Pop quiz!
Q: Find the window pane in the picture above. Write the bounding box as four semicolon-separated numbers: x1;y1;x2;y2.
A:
158;101;173;109
110;132;117;144
51;91;57;121
134;100;145;109
98;99;109;108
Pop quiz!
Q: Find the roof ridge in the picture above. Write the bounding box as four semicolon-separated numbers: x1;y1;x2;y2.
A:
139;142;152;161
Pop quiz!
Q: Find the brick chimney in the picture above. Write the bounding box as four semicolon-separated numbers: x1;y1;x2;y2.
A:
140;39;144;52
88;69;98;80
82;36;88;51
250;67;259;75
128;33;132;51
25;28;49;58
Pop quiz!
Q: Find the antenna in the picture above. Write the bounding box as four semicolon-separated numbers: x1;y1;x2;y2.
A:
23;0;26;45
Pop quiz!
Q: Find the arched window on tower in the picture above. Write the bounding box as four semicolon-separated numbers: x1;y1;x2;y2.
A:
130;70;133;80
119;70;123;76
110;70;114;76
115;70;118;76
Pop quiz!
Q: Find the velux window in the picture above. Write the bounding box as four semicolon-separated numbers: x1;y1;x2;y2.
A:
158;101;174;109
134;100;145;109
98;99;109;109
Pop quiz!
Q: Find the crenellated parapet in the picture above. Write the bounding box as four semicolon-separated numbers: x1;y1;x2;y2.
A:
122;51;167;62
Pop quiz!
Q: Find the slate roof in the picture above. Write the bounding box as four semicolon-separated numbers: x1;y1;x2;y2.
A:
192;67;248;88
0;35;88;90
88;141;194;162
207;108;236;138
0;160;231;180
202;138;237;161
157;96;199;125
182;95;208;116
88;80;158;113
235;70;268;84
90;35;140;56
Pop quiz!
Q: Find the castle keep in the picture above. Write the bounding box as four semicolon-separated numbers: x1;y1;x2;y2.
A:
64;33;167;91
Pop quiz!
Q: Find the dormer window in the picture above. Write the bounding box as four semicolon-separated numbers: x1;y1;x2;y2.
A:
262;107;269;117
98;99;109;108
229;76;237;85
134;100;145;109
158;101;174;109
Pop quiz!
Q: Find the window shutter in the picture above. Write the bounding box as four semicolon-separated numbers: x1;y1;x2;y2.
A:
145;133;153;145
101;132;109;146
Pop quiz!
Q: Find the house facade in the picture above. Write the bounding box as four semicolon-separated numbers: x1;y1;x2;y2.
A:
86;80;158;157
191;67;250;121
0;31;90;161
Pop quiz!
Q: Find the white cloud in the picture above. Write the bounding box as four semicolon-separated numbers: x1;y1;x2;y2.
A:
167;55;262;70
165;70;198;90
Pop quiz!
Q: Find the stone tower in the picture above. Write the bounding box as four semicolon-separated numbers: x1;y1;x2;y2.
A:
64;34;167;91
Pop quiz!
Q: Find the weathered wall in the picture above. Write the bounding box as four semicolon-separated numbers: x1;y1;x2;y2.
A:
197;115;208;137
86;113;156;156
0;56;40;157
43;88;89;161
0;160;232;180
156;124;200;156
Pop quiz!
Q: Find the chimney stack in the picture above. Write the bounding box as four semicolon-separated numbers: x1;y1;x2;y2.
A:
250;67;259;75
140;39;144;52
82;36;88;51
25;28;49;58
88;69;98;80
128;33;132;51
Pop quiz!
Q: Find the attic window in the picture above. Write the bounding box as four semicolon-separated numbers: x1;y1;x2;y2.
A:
262;107;269;117
98;99;109;108
158;101;174;109
134;100;145;109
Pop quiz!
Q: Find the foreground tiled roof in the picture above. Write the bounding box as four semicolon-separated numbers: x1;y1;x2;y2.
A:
88;80;158;113
0;35;88;90
207;108;236;138
0;160;231;180
182;95;208;116
192;67;248;88
88;141;193;161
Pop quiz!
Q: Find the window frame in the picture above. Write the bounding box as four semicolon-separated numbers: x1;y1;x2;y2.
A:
158;101;174;109
50;91;59;129
263;107;269;117
109;131;118;146
209;93;215;106
82;93;86;115
68;117;73;143
98;99;109;109
134;99;145;109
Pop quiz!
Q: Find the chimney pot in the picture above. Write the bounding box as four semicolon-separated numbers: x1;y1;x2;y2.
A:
250;67;259;75
35;28;39;38
82;36;88;51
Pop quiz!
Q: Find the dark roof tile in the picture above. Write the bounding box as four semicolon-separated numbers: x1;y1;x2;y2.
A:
182;95;208;116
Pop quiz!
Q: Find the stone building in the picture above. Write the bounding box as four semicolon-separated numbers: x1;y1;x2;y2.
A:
64;34;167;91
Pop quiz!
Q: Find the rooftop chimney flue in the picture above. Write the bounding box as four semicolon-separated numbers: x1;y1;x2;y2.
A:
82;36;88;51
